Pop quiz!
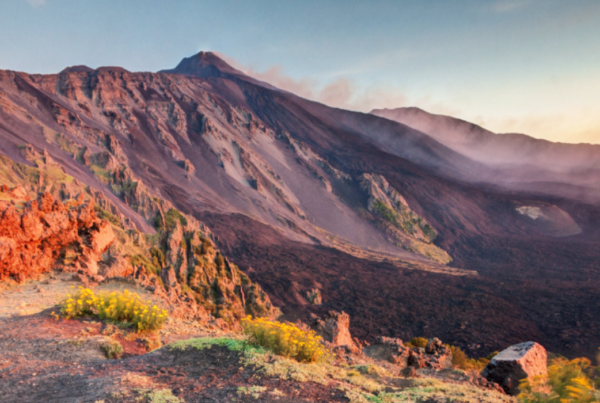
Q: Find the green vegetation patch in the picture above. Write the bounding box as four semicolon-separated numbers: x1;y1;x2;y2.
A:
136;388;183;403
95;206;122;227
162;208;188;231
169;336;265;354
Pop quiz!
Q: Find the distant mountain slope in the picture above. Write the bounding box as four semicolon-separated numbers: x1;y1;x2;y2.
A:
371;107;600;200
0;52;598;358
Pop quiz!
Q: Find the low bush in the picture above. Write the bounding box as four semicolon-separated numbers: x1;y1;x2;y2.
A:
61;287;168;332
519;356;600;403
448;345;495;371
405;337;429;349
241;316;332;363
101;339;123;359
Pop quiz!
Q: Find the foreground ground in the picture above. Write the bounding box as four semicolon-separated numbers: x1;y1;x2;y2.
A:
0;277;514;403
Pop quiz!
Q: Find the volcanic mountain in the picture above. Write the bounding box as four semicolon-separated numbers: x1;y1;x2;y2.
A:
0;52;598;358
371;107;600;203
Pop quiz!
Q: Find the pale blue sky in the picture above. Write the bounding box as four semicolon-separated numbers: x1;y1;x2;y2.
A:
1;0;599;143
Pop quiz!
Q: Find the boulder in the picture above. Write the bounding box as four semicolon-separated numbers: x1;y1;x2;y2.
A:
424;337;453;369
309;311;357;351
481;341;547;395
363;337;409;367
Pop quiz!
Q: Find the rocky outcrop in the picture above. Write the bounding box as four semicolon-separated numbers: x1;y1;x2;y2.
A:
0;190;118;282
358;173;452;264
0;148;279;326
306;288;322;305
363;337;410;366
151;222;279;324
363;336;453;372
481;341;548;395
309;311;357;352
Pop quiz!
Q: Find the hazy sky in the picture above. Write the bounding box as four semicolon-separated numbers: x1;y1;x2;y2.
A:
1;0;599;144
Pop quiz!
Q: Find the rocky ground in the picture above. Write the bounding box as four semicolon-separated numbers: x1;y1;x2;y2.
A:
0;275;516;403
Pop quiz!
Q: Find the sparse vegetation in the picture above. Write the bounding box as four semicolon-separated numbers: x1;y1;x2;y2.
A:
137;388;183;403
100;339;123;359
241;316;332;363
130;253;160;275
162;208;188;231
141;335;163;352
405;337;429;348
237;385;268;399
448;345;498;371
61;287;168;332
94;206;121;227
518;355;600;403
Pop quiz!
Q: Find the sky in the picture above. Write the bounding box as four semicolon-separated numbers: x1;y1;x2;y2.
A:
1;0;599;144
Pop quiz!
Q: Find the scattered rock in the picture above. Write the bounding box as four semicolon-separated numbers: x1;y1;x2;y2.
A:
363;337;409;367
481;341;548;395
364;336;452;370
306;288;322;305
309;311;357;352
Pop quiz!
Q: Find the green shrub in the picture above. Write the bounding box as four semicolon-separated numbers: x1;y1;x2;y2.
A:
94;206;121;227
447;345;492;371
373;199;396;223
150;247;165;270
519;356;600;403
101;339;123;359
129;254;159;275
163;208;187;231
405;337;429;349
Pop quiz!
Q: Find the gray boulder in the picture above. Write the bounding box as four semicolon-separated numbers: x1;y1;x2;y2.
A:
481;341;547;395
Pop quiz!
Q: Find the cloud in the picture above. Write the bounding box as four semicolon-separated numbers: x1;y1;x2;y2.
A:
224;58;410;112
246;65;318;100
24;0;46;7
221;56;600;145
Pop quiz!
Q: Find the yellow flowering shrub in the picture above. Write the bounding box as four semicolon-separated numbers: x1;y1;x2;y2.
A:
61;287;168;332
241;316;332;363
519;356;600;403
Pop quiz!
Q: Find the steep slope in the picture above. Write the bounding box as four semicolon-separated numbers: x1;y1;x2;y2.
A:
0;153;278;325
0;52;599;358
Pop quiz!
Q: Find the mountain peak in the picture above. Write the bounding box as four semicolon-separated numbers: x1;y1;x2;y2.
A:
160;51;244;78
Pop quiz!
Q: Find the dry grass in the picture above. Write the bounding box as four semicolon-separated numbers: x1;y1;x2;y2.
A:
168;336;514;403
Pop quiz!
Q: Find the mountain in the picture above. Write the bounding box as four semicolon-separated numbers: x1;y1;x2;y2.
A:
0;52;599;358
371;107;600;203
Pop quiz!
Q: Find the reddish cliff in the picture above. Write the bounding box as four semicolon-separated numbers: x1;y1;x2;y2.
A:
0;189;120;282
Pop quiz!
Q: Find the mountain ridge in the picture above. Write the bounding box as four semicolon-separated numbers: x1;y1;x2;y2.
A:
0;52;598;359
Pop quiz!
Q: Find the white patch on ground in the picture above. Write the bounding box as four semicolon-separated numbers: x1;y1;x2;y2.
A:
516;206;545;220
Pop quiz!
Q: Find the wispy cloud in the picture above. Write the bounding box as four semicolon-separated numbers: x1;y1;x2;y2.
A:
219;55;600;145
220;55;410;112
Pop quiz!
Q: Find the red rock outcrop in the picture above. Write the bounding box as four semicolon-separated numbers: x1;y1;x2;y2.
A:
0;190;116;282
309;311;358;352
